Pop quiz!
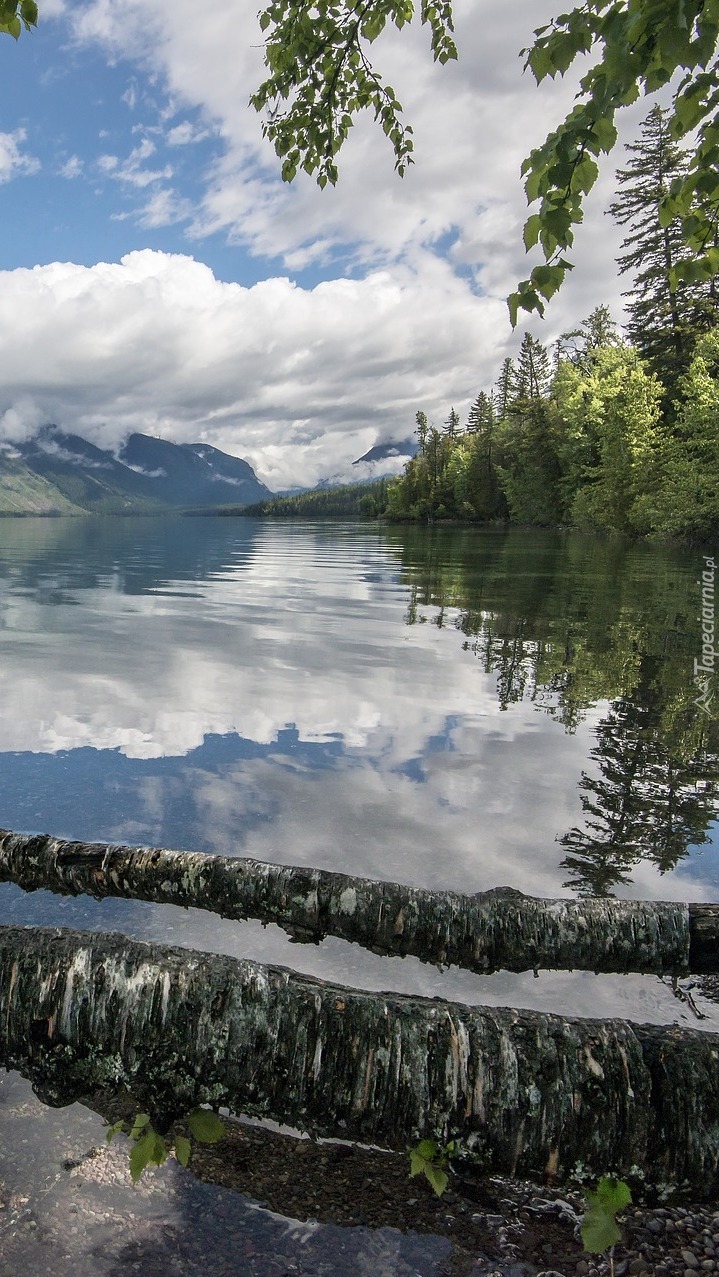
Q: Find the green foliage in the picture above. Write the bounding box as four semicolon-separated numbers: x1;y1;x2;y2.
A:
244;478;389;518
253;0;719;318
646;326;719;538
0;0;36;38
510;0;719;320
251;0;456;186
607;106;719;390
408;1137;457;1196
185;1107;225;1143
106;1106;226;1182
553;344;664;534
580;1175;632;1254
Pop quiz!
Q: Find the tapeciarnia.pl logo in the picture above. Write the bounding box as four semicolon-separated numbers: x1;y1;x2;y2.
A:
694;554;717;717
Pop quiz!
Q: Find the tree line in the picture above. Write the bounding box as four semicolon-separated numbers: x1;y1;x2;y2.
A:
243;479;389;518
385;107;719;540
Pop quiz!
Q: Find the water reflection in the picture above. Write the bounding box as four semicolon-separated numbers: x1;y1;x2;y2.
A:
0;517;717;1023
390;525;719;895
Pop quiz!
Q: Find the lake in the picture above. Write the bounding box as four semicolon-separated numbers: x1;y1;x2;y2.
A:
0;516;718;1274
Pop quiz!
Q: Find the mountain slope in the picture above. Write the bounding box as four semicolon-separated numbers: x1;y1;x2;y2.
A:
10;427;271;513
0;447;86;514
120;435;271;507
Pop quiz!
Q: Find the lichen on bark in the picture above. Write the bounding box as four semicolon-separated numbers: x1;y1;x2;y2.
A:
0;828;697;976
2;924;719;1194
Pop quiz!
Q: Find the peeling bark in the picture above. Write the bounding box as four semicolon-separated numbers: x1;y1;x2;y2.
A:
2;924;719;1195
0;827;708;975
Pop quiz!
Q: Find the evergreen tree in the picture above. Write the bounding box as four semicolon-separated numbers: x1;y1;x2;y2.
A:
444;407;460;438
465;391;493;435
553;345;663;534
512;333;551;405
647;326;719;538
559;690;717;897
607;105;719;389
554;305;621;370
415;410;429;454
493;358;517;419
495;333;559;525
456;392;506;520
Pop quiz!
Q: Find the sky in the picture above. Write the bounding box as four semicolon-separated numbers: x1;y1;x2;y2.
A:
0;0;668;489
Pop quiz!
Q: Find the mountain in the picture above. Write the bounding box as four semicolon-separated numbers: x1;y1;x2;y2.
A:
0;445;87;515
316;437;419;490
10;427;271;514
352;438;419;466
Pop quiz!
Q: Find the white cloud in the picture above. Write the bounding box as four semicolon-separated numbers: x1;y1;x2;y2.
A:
98;138;173;188
0;250;506;487
0;129;39;183
59;154;84;179
135;187;194;227
166;120;210;146
63;0;657;327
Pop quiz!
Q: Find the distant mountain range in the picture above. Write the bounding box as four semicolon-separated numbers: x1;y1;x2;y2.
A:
0;427;271;514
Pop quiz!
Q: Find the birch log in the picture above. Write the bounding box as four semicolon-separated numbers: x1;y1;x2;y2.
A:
2;924;719;1195
0;828;714;975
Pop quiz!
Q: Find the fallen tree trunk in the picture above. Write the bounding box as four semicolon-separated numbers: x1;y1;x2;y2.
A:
2;923;719;1195
1;827;717;975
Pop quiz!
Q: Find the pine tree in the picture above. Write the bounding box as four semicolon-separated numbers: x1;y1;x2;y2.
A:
465;392;493;435
415;410;428;454
493;358;517;419
607;105;719;389
554;305;621;370
494;333;558;525
458;391;506;519
512;333;551;405
443;407;460;437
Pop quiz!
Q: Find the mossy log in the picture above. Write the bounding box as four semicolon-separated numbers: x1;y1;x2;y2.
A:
2;924;719;1195
1;827;717;975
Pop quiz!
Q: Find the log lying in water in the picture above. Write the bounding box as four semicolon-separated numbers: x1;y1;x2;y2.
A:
1;827;717;975
2;923;719;1195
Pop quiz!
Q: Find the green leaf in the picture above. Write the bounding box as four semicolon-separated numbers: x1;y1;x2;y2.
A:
523;213;542;251
423;1162;449;1195
106;1120;126;1144
174;1135;192;1168
413;1139;439;1162
596;1177;632;1213
532;263;565;301
19;0;37;24
408;1139;449;1196
581;1177;631;1254
129;1113;151;1141
129;1130;167;1183
581;1203;621;1253
592;115;617;154
186;1108;225;1144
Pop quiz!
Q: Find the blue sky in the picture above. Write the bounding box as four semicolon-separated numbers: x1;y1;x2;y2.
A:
0;0;661;488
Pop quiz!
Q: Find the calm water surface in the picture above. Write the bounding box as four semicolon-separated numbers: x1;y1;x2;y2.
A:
0;516;718;1273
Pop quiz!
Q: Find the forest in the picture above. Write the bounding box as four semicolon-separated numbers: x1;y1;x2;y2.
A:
243;479;389;518
384;107;719;540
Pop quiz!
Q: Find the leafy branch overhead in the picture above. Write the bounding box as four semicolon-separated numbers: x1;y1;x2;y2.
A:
250;0;457;186
248;0;719;323
0;0;36;39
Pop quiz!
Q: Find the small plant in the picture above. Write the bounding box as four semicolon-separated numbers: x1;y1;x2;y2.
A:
408;1137;458;1197
106;1106;226;1182
580;1175;632;1275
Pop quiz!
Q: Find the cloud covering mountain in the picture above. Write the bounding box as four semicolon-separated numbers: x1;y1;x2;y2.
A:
6;424;270;512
